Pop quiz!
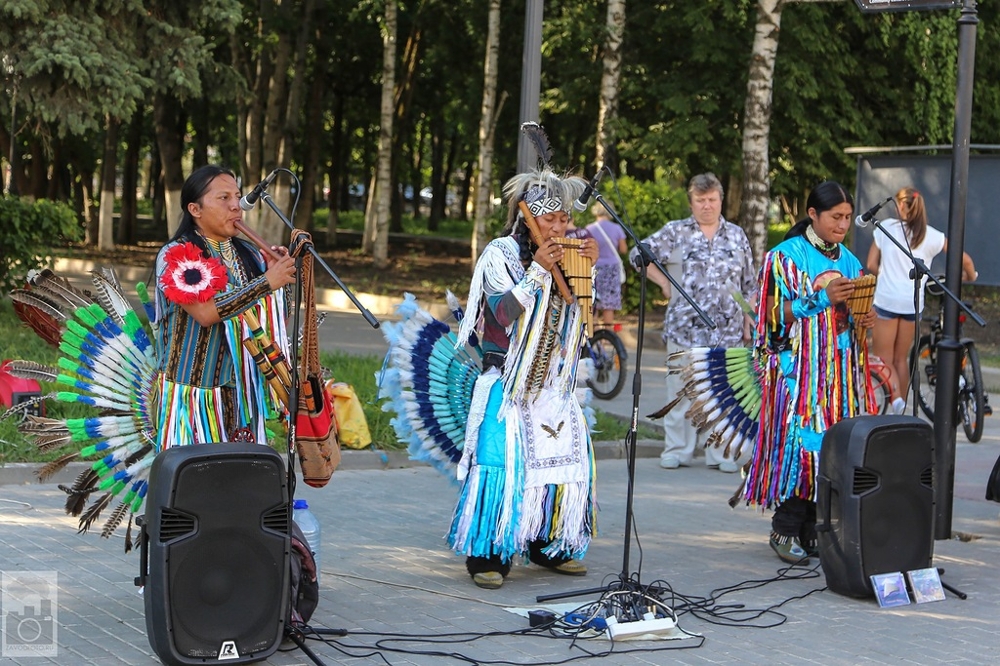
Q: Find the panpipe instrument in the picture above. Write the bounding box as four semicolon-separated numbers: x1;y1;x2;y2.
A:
552;237;594;337
516;201;594;336
518;201;576;306
846;273;877;343
846;274;877;319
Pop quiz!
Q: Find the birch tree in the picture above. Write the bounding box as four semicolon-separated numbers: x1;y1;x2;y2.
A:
596;0;626;174
472;0;503;260
365;0;397;268
739;0;845;262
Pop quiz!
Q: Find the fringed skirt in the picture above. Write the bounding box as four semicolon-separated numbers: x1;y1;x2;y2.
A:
448;378;596;563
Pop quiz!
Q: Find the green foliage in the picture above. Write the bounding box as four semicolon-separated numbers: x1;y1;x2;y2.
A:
0;196;81;292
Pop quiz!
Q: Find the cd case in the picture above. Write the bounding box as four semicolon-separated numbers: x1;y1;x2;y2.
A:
870;572;911;608
906;567;946;604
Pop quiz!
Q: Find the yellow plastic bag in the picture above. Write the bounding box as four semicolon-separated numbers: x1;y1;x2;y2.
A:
327;381;372;449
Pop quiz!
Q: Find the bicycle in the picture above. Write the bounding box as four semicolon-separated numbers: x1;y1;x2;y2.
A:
908;287;990;442
868;354;893;415
584;324;628;400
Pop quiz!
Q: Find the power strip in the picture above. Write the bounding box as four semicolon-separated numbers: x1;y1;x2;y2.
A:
604;614;677;640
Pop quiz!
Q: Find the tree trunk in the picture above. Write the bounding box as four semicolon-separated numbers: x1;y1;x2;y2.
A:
738;0;783;264
296;72;325;233
473;0;503;259
326;96;346;248
98;114;120;251
118;107;144;246
367;0;397;268
596;0;626;174
153;93;186;237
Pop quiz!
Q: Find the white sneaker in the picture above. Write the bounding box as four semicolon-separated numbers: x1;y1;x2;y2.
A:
659;454;681;469
891;397;906;415
716;460;740;473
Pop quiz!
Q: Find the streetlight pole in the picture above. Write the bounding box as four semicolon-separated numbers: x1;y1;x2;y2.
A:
517;0;543;172
934;0;977;539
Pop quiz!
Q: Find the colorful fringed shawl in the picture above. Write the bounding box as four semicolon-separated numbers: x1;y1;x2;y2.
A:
742;235;874;509
450;237;596;562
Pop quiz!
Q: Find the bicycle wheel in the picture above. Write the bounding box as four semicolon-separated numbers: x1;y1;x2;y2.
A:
869;367;892;415
585;329;627;400
910;335;936;421
960;343;985;443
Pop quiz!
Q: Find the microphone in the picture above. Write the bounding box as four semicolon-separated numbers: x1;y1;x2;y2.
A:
573;167;607;212
854;197;893;228
239;169;279;211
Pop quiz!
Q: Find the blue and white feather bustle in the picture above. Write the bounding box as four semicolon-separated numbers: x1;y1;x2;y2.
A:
377;292;482;475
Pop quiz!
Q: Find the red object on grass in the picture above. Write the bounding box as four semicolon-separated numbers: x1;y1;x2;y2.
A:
0;360;45;416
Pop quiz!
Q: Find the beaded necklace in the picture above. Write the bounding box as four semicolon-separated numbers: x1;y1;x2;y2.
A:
205;237;247;286
805;224;840;260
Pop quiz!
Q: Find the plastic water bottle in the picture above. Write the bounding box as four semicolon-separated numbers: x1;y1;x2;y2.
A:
292;499;321;584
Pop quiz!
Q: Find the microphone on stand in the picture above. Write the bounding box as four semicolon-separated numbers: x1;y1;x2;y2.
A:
854;196;893;228
239;169;279;211
573;167;607;212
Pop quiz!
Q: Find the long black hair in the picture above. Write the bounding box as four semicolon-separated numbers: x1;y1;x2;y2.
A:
170;164;264;279
784;181;854;240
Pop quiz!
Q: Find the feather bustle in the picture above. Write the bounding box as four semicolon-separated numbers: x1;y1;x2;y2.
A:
78;492;113;533
37;453;80;481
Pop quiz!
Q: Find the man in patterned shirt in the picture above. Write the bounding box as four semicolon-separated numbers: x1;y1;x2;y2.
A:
630;173;758;472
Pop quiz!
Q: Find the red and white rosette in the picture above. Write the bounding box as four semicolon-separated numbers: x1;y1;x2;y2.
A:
159;242;228;304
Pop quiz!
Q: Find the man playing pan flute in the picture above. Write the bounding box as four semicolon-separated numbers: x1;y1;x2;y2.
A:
449;140;600;590
154;164;297;449
748;180;877;564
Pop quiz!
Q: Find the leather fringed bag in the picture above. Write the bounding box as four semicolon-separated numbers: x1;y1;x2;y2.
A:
291;230;341;487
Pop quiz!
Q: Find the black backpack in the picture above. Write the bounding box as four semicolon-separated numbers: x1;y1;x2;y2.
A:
289;520;320;627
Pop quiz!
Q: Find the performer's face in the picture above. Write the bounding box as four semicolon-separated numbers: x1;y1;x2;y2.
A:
809;202;853;245
535;211;569;240
189;174;242;242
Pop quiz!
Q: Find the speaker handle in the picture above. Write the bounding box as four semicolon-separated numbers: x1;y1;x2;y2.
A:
816;476;832;533
134;515;148;588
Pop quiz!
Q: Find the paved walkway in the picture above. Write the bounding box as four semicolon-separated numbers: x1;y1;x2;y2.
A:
2;268;999;664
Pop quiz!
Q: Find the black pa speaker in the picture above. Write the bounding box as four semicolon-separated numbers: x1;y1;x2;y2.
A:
816;415;934;598
139;443;290;665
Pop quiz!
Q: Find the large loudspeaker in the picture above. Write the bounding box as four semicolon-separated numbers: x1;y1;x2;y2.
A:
816;415;934;598
140;443;290;665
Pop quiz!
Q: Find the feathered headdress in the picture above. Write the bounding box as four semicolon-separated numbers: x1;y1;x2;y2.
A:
502;123;587;233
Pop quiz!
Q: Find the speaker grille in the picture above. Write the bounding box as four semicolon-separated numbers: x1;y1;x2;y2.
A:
852;467;879;494
263;505;290;534
158;508;197;542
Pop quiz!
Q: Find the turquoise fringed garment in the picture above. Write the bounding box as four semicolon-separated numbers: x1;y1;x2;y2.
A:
743;235;875;510
450;237;596;563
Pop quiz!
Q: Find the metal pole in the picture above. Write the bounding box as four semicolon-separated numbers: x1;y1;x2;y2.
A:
933;0;977;540
517;0;543;172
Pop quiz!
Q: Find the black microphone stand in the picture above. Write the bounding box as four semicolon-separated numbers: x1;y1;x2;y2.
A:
255;190;370;663
537;189;716;605
260;192;381;330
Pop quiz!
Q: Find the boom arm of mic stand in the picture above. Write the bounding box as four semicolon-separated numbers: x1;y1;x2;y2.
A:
595;193;716;330
870;220;984;327
260;192;381;329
